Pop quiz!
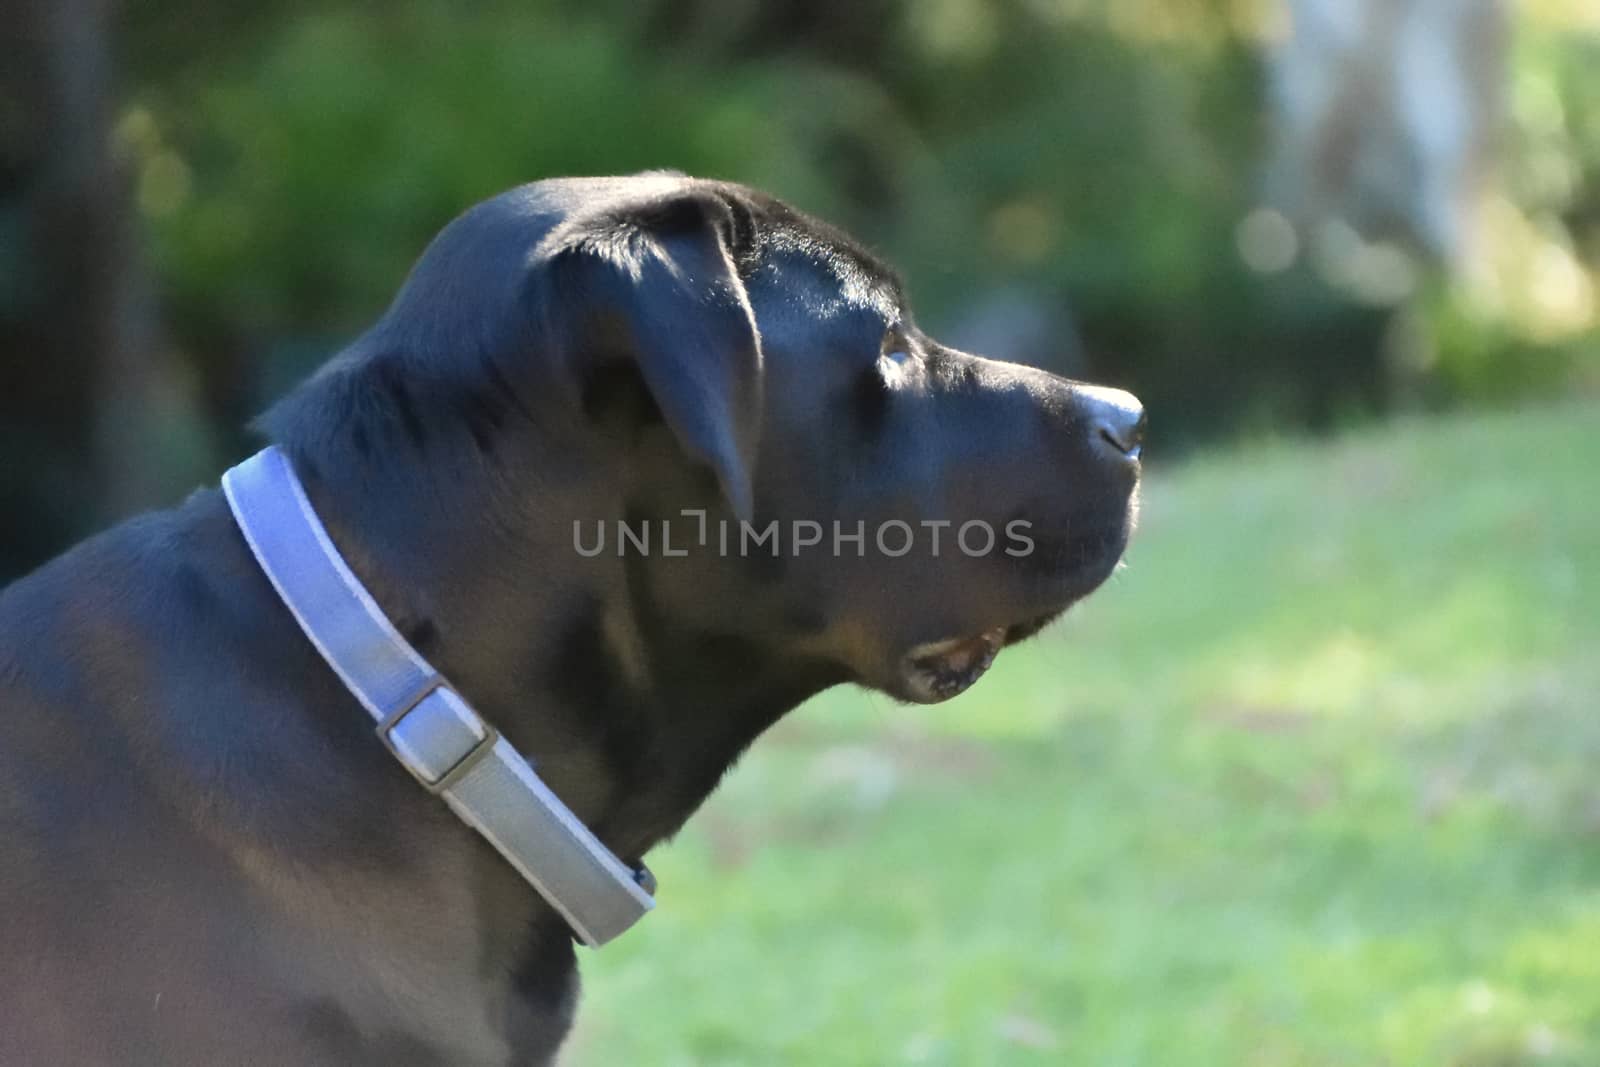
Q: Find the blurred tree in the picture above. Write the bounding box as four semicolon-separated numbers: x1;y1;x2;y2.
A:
1265;0;1508;262
0;0;164;580
0;0;225;582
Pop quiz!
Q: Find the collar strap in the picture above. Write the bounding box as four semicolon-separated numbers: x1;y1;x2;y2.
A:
222;446;654;947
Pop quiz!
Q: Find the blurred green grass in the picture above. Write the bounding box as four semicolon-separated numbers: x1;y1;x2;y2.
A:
567;402;1600;1066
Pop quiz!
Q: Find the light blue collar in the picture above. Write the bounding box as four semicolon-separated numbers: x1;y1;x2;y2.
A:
222;446;654;947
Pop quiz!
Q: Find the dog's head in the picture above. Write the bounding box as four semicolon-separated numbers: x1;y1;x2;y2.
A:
271;173;1141;709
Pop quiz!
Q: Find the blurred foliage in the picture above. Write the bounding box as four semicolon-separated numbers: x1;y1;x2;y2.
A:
112;0;1599;452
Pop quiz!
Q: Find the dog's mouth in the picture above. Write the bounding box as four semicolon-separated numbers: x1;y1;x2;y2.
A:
898;626;1008;704
890;504;1137;705
891;530;1129;705
896;609;1072;704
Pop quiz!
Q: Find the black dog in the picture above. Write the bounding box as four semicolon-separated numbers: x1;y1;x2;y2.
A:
0;173;1142;1065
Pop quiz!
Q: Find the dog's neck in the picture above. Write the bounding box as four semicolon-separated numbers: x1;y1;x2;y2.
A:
289;447;841;868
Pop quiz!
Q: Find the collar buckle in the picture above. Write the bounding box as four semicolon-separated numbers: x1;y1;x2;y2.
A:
376;676;501;795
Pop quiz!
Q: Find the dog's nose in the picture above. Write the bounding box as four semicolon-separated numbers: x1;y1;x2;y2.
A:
1078;385;1146;460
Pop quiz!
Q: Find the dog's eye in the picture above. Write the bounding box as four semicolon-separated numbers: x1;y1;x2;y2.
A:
878;329;917;381
880;329;914;369
877;349;913;386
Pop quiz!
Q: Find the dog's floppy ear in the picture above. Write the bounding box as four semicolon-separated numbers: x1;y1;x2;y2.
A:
539;190;762;520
